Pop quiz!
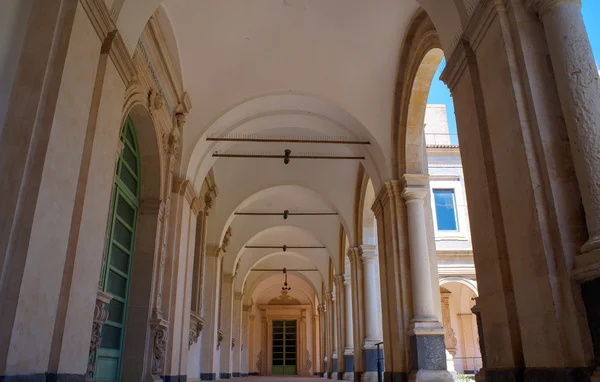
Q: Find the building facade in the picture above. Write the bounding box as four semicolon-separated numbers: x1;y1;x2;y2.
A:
0;1;599;382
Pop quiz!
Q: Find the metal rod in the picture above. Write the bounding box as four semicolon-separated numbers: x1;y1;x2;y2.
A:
234;212;338;216
207;137;370;145
212;153;365;160
245;245;326;249
250;268;319;272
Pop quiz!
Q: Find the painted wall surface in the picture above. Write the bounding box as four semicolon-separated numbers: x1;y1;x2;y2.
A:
0;0;32;138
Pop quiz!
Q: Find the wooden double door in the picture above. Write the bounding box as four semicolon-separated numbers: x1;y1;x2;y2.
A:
272;320;298;375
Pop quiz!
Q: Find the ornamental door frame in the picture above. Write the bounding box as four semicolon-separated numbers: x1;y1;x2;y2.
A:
259;305;311;376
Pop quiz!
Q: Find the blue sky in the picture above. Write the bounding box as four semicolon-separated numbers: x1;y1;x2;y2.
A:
428;1;599;143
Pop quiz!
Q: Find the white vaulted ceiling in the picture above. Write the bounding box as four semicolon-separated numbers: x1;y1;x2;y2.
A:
118;0;467;294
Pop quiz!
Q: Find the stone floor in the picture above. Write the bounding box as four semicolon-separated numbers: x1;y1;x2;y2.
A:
234;377;322;381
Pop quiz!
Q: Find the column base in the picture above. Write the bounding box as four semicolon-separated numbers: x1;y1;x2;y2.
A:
409;370;453;382
219;373;231;379
0;374;85;382
231;372;240;377
343;372;355;381
485;367;593;381
199;374;217;381
361;371;380;382
573;247;600;282
331;372;339;379
162;376;187;382
383;371;409;382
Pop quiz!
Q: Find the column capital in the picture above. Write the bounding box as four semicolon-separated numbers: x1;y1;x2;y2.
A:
360;244;377;256
206;245;224;258
347;246;362;263
525;0;580;16
234;292;243;300
401;173;429;202
343;274;352;285
223;273;236;283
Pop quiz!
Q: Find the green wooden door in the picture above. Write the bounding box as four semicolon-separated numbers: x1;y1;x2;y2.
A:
272;320;297;375
94;117;141;381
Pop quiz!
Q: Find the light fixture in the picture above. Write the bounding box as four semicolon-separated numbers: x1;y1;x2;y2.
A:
284;149;291;164
283;210;289;219
283;245;288;252
282;268;291;291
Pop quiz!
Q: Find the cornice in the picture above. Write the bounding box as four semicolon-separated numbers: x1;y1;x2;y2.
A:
440;39;469;92
79;0;134;85
463;0;497;52
440;0;496;91
147;15;190;113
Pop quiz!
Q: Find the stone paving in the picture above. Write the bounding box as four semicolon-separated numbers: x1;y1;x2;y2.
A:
233;377;322;381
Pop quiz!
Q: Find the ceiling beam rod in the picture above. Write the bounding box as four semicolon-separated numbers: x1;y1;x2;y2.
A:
250;268;319;272
234;212;338;216
207;137;370;145
212;153;365;160
245;245;326;249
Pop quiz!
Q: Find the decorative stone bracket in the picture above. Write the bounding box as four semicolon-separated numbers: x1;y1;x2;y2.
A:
189;312;205;349
87;290;112;377
217;329;224;350
150;318;169;375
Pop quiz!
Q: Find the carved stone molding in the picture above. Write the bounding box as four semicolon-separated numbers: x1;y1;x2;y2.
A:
217;329;224;350
441;290;457;356
148;87;164;115
150;318;169;375
87;290;112;377
204;185;217;215
305;349;312;374
222;226;233;253
189;313;205;349
256;351;263;374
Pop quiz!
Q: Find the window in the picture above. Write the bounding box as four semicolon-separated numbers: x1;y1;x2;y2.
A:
433;189;458;231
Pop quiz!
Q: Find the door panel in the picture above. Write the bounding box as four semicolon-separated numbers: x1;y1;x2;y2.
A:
272;320;297;375
94;117;140;382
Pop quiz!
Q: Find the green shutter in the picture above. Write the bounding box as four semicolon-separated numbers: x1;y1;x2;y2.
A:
95;117;141;382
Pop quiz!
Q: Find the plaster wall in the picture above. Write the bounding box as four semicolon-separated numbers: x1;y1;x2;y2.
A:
5;3;101;374
52;56;126;374
0;0;32;138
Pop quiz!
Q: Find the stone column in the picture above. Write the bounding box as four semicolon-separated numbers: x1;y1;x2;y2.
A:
371;181;411;380
361;246;382;345
241;305;250;377
402;174;452;382
199;246;223;380
526;0;600;275
313;312;320;376
342;274;355;381
248;313;255;376
219;274;236;379
232;292;243;377
331;290;339;379
319;304;328;377
162;179;200;379
359;245;384;382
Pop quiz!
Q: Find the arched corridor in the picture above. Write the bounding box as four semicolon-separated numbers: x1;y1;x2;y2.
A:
0;1;599;381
